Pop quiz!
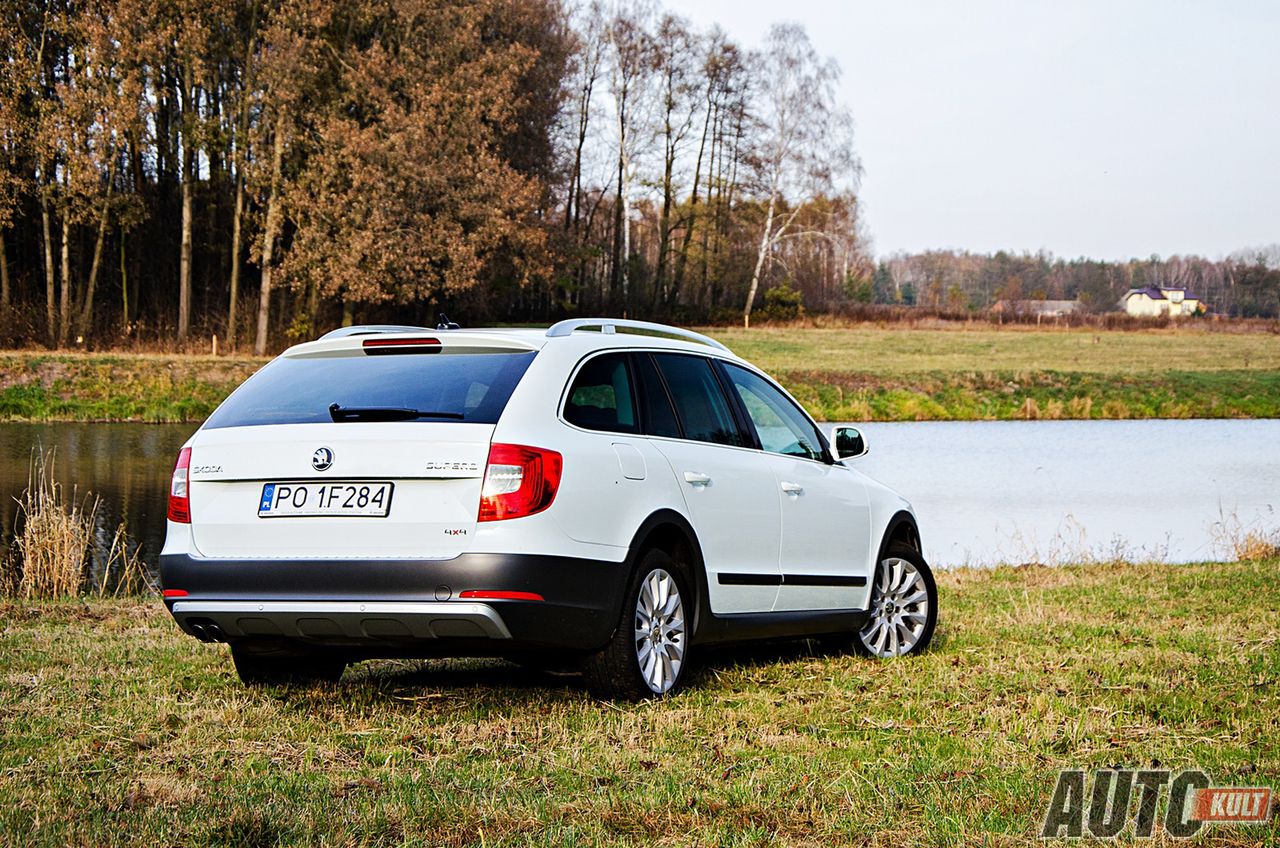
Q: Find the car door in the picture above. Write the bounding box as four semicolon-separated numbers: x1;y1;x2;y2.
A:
718;362;873;612
555;351;660;549
639;352;782;614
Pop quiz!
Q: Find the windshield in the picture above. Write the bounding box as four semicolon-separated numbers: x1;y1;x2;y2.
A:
203;351;536;429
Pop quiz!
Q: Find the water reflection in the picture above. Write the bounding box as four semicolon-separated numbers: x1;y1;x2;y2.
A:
844;419;1280;566
0;423;192;584
1;419;1277;583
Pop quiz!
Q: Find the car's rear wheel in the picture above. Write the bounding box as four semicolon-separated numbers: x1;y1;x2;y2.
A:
583;548;690;700
230;642;346;686
852;545;937;658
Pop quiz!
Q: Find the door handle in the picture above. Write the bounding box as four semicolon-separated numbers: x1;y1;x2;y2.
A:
683;471;712;487
781;481;804;496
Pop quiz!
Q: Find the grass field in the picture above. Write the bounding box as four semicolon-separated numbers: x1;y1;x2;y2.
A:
2;559;1276;846
0;352;261;423
710;325;1280;374
707;326;1280;422
2;324;1279;422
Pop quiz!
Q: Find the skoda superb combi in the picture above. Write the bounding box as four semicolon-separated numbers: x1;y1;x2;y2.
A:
160;319;937;699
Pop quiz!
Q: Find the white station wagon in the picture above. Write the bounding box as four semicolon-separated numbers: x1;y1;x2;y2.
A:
161;319;937;699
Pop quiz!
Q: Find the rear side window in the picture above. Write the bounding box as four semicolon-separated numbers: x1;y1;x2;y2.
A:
564;353;637;433
632;353;681;439
651;353;747;447
203;351;536;429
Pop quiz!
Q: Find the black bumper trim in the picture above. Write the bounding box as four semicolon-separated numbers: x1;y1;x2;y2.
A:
782;574;867;587
159;551;629;653
717;572;781;586
716;572;867;587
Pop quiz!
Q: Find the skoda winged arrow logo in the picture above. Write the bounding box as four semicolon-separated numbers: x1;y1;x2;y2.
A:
311;447;334;471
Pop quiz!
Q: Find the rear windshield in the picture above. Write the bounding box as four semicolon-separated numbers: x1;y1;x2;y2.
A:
203;351;536;429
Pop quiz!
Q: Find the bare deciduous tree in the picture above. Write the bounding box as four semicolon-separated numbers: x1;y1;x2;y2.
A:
741;23;857;327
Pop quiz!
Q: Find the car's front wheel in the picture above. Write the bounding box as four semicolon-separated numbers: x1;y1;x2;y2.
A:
853;545;937;657
583;548;690;700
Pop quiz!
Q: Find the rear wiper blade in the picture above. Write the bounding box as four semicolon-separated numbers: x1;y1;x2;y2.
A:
328;403;465;422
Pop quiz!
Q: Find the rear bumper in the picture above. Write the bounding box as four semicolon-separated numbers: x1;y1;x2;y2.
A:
171;600;513;641
159;552;629;653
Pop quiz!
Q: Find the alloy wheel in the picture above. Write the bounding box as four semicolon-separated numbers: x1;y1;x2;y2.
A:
633;568;686;693
859;556;930;657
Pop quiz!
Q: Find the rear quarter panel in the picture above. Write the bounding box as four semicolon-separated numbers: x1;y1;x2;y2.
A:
481;340;693;562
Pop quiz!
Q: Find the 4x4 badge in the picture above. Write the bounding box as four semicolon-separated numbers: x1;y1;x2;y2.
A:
311;447;334;471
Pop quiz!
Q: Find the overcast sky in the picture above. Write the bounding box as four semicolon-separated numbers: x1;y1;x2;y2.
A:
661;0;1280;262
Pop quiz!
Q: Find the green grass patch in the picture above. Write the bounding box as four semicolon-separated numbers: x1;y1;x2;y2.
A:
4;326;1280;422
0;353;263;423
1;560;1277;845
708;325;1280;375
781;369;1280;421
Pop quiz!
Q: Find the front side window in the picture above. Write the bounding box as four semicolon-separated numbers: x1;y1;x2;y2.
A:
722;363;826;461
563;353;637;433
651;353;747;447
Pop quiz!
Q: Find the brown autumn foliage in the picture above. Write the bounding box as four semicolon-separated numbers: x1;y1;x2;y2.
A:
3;1;1272;353
1;0;878;350
281;0;555;316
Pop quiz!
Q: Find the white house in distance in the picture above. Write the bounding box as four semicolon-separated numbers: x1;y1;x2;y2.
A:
1120;286;1205;318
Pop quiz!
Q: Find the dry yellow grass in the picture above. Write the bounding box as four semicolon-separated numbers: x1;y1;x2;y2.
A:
1;560;1277;845
8;450;97;598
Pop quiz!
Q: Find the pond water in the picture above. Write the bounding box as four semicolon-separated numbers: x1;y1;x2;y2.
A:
0;423;194;586
843;419;1280;566
1;420;1276;581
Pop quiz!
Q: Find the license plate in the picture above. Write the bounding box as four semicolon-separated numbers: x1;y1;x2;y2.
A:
257;482;394;517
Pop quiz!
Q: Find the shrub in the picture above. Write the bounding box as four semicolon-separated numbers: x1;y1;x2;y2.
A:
8;450;98;598
758;283;805;321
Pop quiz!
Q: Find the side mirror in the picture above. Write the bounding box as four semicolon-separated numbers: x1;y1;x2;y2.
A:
833;425;868;461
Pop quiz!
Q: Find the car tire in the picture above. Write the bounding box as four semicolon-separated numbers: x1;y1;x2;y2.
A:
850;544;937;658
583;548;691;700
230;642;346;686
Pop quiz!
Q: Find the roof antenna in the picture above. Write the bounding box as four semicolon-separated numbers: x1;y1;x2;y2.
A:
436;313;460;331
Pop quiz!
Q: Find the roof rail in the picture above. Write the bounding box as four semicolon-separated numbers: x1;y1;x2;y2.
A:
545;318;730;352
319;324;434;340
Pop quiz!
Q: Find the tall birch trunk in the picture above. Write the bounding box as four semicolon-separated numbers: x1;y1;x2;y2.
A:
743;186;777;329
654;142;674;308
177;72;198;344
178;144;193;342
609;106;625;308
620;150;631;313
254;119;286;356
227;1;257;351
120;235;128;330
41;194;55;343
1;233;9;309
227;177;246;349
671;97;713;306
58;212;71;346
77;163;114;337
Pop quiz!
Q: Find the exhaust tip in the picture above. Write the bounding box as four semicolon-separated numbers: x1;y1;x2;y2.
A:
205;623;227;643
189;623;211;642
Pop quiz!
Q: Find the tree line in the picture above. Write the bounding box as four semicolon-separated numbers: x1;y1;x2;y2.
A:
870;247;1280;318
0;0;866;351
6;0;1272;354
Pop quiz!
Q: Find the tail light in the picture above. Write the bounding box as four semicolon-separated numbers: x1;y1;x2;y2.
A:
459;590;545;601
362;337;441;355
168;447;192;523
478;443;562;522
